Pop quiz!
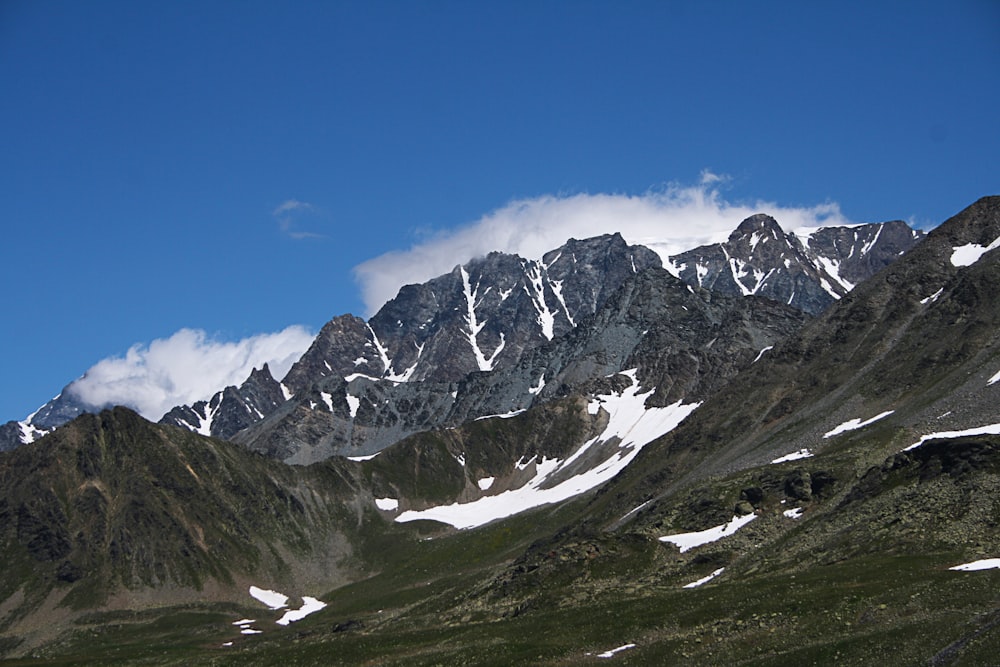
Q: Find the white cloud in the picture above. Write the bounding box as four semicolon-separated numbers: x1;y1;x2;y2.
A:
352;177;854;315
67;326;315;420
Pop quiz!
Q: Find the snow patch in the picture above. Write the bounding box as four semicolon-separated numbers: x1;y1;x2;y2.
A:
988;369;1000;386
319;392;334;412
396;372;699;529
771;449;813;464
345;393;360;418
375;498;399;511
461;266;506;370
523;261;556;340
477;477;495;491
249;586;288;610
823;410;894;438
949;559;1000;572
951;237;1000;267
596;643;636;659
783;507;804;519
903;423;1000;451
920;288;944;304
17;420;51;444
276;597;327;625
659;514;757;553
752;346;774;363
344;372;380;383
815;255;855;292
475;409;526;420
683;567;725;589
346;452;380;462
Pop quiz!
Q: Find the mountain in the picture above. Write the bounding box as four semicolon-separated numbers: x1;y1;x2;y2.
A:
0;407;376;654
0;197;997;664
159;364;288;439
667;216;924;314
1;218;921;455
234;267;805;464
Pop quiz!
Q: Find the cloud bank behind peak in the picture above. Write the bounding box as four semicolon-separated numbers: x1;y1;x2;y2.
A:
352;179;854;316
67;326;315;421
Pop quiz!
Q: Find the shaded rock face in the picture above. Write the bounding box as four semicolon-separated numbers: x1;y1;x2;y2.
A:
286;233;664;389
236;268;807;464
159;363;287;440
4;216;924;455
0;407;360;626
668;215;924;315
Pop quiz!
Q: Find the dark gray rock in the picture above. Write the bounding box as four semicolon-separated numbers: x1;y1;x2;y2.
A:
669;215;924;315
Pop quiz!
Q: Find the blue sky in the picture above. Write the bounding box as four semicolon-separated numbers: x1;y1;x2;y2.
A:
1;1;998;421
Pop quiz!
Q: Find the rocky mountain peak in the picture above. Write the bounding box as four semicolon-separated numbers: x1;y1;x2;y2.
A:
729;213;784;242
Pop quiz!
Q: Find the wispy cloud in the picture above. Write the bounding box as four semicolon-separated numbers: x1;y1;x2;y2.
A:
273;199;325;239
352;176;853;315
66;326;315;420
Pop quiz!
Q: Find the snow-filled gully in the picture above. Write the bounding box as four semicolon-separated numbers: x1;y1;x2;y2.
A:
393;370;699;529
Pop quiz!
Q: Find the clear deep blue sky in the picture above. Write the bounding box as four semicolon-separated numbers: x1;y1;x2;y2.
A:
2;1;998;421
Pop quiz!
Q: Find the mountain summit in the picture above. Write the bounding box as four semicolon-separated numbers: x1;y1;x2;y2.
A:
668;215;923;314
1;216;923;456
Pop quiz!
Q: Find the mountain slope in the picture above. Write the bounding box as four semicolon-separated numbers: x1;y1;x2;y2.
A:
159;364;288;439
234;268;805;464
0;408;374;655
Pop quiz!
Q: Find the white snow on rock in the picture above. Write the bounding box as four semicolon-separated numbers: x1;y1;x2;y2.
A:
783;507;804;519
920;288;944;304
249;586;289;610
752;346;774;363
951;237;1000;267
477;477;495;491
395;370;699;529
596;643;637;659
949;558;1000;572
16;420;51;444
771;448;813;464
475;409;526;420
683;567;725;589
823;410;894;438
903;423;1000;451
460;266;506;370
659;513;757;553
346;452;380;462
276;597;327;626
319;391;335;412
989;369;1000;386
345;393;360;418
375;498;399;511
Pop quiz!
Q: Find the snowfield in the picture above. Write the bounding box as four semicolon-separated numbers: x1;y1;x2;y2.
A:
659;513;757;553
949;559;1000;572
903;423;1000;451
823;410;894;438
394;370;699;529
249;586;288;610
683;567;725;588
950;237;1000;267
771;448;812;463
